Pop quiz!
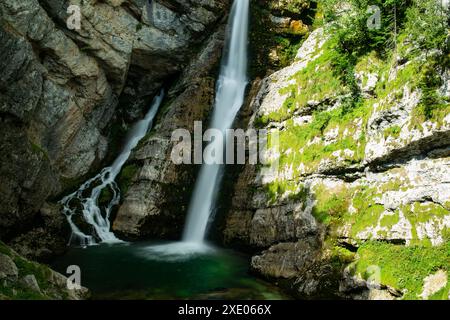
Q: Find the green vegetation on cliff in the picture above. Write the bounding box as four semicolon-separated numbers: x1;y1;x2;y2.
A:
250;0;449;300
249;0;313;77
260;0;449;188
354;241;450;299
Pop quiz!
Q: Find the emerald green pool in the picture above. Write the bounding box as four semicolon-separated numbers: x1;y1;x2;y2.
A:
51;241;288;300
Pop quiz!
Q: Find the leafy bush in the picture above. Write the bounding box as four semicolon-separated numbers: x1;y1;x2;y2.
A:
404;0;449;54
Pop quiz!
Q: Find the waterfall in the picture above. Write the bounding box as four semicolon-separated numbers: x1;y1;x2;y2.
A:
60;90;164;246
182;0;249;243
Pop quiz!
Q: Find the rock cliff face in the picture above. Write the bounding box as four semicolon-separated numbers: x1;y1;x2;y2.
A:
113;27;227;238
0;0;228;256
224;2;449;300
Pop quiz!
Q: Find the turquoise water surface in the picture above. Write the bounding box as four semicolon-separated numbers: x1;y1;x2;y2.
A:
51;241;288;300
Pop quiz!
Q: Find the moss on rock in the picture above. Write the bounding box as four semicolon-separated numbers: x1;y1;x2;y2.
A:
0;241;88;300
353;241;449;300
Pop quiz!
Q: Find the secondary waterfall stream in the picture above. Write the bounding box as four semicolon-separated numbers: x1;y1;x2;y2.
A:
60;91;164;246
183;0;249;243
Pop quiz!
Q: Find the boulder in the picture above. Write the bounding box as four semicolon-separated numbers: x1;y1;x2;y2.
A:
0;253;18;279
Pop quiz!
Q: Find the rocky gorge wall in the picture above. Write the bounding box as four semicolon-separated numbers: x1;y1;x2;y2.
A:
0;0;231;263
223;1;450;300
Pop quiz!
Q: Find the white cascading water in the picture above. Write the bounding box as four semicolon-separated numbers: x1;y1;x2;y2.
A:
183;0;249;243
60;90;164;246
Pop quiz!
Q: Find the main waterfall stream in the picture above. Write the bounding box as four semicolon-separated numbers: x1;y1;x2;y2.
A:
183;0;249;243
139;0;250;260
51;0;284;300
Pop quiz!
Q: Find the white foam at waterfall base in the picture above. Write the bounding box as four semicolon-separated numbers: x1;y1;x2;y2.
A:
60;90;164;247
138;242;215;262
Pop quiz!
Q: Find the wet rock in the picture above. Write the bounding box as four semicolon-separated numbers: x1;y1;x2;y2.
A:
0;0;116;241
39;0;229;94
249;202;318;247
293;261;341;298
0;118;61;240
113;76;217;239
48;269;90;300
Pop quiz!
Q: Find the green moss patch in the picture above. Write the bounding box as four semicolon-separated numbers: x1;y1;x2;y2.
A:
117;164;139;195
13;256;52;291
312;183;350;225
259;38;348;125
264;180;308;205
354;241;450;299
0;241;68;300
0;282;48;300
383;125;401;139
